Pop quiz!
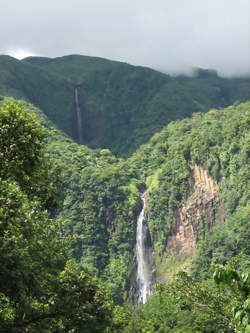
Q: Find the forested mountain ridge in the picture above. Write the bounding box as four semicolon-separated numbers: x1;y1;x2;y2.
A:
1;54;250;156
0;53;249;331
51;99;250;300
0;96;249;332
2;96;249;295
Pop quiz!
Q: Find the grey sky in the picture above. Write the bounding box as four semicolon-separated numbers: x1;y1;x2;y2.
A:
0;0;249;77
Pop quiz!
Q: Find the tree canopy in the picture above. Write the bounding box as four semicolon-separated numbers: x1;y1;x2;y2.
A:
0;100;113;332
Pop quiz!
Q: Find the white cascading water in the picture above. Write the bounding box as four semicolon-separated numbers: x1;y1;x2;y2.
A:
136;193;152;304
74;87;84;144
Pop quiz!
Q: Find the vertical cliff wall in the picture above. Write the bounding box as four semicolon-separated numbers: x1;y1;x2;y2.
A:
166;165;225;256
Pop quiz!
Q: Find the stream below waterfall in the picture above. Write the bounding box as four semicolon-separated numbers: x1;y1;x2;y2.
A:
136;193;152;304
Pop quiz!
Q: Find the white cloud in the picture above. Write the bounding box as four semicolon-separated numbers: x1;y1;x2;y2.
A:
7;49;37;60
0;0;249;76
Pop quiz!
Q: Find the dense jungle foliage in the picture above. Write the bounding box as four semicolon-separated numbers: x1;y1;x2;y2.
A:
129;102;250;276
0;97;249;332
115;259;250;332
1;54;250;155
0;100;114;332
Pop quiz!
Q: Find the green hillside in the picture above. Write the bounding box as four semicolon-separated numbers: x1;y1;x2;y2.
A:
0;97;249;332
0;99;114;332
23;54;122;81
0;54;249;331
49;99;250;331
0;55;76;138
1;54;250;156
130;102;250;280
6;96;248;299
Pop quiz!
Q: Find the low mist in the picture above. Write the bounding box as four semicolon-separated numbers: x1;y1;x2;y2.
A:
1;0;249;77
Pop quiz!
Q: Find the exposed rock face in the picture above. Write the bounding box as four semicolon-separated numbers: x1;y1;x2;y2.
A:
166;165;224;256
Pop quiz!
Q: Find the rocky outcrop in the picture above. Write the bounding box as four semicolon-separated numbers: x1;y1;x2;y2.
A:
166;165;225;256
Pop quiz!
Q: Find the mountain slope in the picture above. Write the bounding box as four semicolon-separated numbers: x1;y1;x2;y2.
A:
1;54;250;156
130;101;250;281
23;97;250;300
0;55;76;137
1;96;249;305
23;54;122;82
51;99;249;299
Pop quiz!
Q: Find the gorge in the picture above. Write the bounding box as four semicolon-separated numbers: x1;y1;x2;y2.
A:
0;54;249;331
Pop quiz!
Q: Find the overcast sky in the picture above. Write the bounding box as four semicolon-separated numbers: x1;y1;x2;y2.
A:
0;0;249;77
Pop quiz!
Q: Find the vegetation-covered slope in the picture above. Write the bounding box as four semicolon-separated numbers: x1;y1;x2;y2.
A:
0;55;76;137
0;97;142;303
15;95;248;304
129;101;250;281
0;99;114;332
69;67;250;155
23;54;121;82
0;98;249;332
119;262;250;333
1;54;250;156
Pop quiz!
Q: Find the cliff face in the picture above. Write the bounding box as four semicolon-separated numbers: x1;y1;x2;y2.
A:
166;165;225;256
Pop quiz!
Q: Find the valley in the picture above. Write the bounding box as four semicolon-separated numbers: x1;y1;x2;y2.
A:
0;55;249;332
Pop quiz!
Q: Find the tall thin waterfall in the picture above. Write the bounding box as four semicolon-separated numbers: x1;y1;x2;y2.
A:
136;193;152;304
74;87;84;144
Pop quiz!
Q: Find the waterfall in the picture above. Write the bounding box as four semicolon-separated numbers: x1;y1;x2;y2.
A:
136;193;152;304
74;87;84;144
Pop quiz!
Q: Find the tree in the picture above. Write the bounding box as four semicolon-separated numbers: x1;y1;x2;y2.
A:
0;99;60;210
213;258;250;333
0;100;113;332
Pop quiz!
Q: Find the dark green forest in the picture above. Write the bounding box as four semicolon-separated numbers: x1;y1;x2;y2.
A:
1;55;250;155
0;55;249;332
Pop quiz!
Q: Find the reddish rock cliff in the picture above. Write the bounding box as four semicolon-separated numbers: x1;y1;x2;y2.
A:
166;165;225;256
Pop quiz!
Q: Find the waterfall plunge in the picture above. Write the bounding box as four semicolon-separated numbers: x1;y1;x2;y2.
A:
136;193;152;304
74;87;84;144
